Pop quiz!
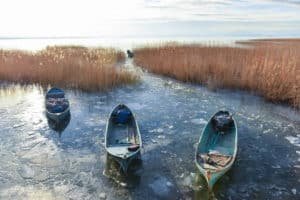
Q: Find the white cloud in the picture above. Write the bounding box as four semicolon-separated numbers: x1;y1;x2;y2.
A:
0;0;299;37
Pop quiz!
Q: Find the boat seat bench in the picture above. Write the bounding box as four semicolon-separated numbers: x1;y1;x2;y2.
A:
197;152;232;170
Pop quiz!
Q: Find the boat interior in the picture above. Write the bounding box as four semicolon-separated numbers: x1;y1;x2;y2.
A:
106;105;140;155
197;112;236;170
46;88;69;113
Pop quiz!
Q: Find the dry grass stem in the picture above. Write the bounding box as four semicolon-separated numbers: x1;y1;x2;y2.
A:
0;46;139;91
134;39;300;108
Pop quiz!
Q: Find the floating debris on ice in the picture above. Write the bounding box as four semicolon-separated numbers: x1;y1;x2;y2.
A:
93;128;102;132
149;128;164;134
157;135;165;139
120;182;127;187
151;139;157;143
19;165;35;179
268;184;288;192
99;192;107;199
13;123;26;128
156;128;164;133
263;129;272;134
191;118;207;125
291;188;297;195
181;173;202;190
285;135;300;147
32;119;43;125
182;174;193;187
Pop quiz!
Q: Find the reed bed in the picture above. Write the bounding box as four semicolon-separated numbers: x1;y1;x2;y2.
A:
134;40;300;108
0;46;139;91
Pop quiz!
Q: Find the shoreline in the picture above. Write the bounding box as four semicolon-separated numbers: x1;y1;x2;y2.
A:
1;37;300;51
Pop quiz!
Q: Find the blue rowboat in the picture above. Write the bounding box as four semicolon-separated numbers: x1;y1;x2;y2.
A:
195;110;238;190
105;104;142;173
45;87;70;121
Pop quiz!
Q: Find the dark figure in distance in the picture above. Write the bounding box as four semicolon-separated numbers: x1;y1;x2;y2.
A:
127;50;134;58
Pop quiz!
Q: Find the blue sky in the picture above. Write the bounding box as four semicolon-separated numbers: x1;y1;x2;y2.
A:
0;0;299;37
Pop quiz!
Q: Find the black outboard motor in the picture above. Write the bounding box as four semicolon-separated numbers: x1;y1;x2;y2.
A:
212;111;234;132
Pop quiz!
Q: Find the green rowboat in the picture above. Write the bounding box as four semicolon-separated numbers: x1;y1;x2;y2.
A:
195;110;238;190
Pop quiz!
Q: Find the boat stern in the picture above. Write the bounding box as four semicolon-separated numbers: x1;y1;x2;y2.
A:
205;170;215;191
205;169;228;191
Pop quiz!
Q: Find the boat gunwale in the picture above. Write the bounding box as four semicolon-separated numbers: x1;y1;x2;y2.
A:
195;111;238;173
45;87;70;116
104;104;142;159
46;106;70;116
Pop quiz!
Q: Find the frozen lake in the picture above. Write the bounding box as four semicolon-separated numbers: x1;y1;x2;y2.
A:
0;60;299;199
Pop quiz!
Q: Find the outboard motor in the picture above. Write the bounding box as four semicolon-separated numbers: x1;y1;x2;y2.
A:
212;111;233;132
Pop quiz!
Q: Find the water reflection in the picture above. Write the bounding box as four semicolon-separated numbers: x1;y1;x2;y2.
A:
193;174;214;200
104;153;143;188
47;114;71;135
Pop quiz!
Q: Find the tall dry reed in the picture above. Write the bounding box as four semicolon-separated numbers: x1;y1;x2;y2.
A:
134;40;300;108
0;46;139;91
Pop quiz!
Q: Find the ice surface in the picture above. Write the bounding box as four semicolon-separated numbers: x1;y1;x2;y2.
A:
1;69;300;200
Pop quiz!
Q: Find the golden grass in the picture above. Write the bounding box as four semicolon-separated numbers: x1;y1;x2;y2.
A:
134;39;300;108
0;46;139;91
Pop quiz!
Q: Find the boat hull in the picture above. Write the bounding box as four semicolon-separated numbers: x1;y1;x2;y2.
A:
45;87;70;122
46;107;70;122
196;160;232;190
195;110;238;191
108;151;141;173
105;104;142;173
